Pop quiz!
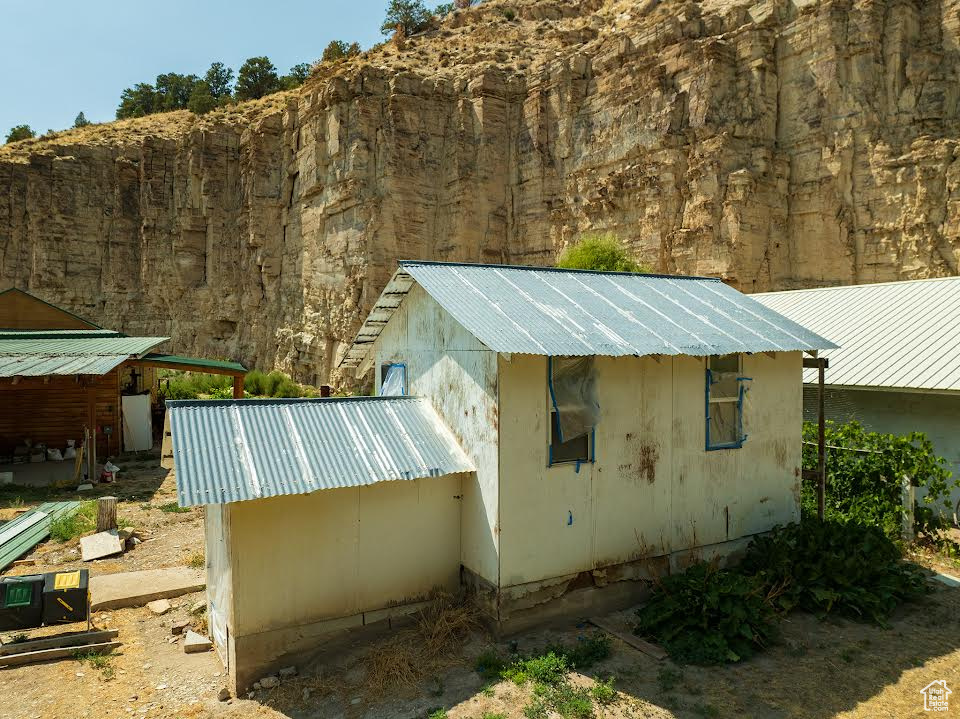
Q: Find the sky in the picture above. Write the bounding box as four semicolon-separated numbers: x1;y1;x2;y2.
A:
0;0;387;137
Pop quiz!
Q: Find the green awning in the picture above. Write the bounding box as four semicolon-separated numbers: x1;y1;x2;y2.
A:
140;353;247;374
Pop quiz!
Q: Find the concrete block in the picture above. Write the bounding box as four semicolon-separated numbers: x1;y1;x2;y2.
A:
80;530;124;561
90;568;205;611
184;630;212;653
147;599;171;615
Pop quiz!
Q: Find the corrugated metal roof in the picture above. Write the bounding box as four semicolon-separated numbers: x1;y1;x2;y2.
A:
0;336;167;356
340;261;836;367
0;334;168;377
168;397;475;507
0;502;83;572
0;354;131;377
754;277;960;392
0;329;123;339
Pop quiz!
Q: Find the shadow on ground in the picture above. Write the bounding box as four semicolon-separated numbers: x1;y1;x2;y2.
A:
0;450;168;510
250;580;960;719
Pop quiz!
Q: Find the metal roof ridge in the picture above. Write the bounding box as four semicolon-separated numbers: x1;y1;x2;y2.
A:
165;395;422;408
397;259;721;282
755;275;960;296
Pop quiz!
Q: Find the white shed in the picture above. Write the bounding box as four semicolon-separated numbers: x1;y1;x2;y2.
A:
342;261;836;631
168;396;474;691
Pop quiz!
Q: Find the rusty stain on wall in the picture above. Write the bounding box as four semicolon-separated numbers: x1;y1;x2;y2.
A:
636;442;659;483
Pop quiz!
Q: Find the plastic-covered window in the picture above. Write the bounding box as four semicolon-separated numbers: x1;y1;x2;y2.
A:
705;354;748;450
548;356;598;466
381;363;406;396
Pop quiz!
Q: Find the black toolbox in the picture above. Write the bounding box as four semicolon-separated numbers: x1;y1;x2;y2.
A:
0;574;44;631
42;569;89;625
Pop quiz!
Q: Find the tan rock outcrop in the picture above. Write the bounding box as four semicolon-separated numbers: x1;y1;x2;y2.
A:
2;0;959;385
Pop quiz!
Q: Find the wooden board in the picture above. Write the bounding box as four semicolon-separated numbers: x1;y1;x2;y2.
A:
0;630;118;656
0;641;120;668
589;616;668;660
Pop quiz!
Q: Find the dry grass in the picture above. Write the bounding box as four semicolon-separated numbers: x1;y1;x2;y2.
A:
365;593;479;696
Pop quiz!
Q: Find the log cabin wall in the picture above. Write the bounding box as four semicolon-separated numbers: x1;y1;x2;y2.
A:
0;367;120;458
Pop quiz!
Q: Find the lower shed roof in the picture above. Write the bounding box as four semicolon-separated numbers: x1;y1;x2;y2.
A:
168;397;475;507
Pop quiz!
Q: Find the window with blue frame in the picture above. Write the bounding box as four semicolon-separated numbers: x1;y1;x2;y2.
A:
380;362;407;396
548;356;597;466
705;354;748;450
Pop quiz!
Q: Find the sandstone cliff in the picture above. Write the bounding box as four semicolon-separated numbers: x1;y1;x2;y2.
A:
2;0;960;384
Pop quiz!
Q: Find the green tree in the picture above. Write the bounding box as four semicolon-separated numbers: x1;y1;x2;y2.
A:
154;73;200;111
280;62;313;90
322;40;361;62
435;2;454;15
73;112;91;128
204;62;234;100
235;56;281;100
116;83;157;119
381;0;432;35
557;234;651;273
5;125;35;143
188;82;217;115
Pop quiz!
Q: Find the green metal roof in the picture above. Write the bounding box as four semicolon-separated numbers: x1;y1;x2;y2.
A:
141;353;247;373
0;502;83;572
0;355;132;376
0;336;168;357
0;329;124;340
0;335;169;377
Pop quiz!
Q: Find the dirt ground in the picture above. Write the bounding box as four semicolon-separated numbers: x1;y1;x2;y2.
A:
1;460;959;719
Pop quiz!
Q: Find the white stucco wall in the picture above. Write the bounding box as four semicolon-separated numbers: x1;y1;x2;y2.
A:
373;284;500;585
497;351;804;588
227;474;463;639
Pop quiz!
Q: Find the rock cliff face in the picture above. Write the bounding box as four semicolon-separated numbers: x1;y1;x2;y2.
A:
2;0;960;384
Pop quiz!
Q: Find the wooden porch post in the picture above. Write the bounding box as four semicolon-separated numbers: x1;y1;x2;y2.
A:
817;358;826;521
233;374;244;399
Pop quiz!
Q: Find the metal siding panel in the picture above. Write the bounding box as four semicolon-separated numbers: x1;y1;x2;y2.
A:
168;397;476;507
340;262;835;367
755;277;960;392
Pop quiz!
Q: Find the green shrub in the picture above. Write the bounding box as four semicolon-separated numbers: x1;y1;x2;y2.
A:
740;519;928;625
557;233;651;273
474;649;508;680
158;501;191;514
494;637;613;719
160;368;316;400
635;562;777;664
802;420;957;538
49;502;96;542
590;676;617;704
525;682;593;719
636;518;930;664
503;651;568;686
160;370;232;400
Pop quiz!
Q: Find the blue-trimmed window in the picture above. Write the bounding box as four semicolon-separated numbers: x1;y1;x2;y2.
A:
705;354;748;450
548;356;595;466
380;362;407;396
